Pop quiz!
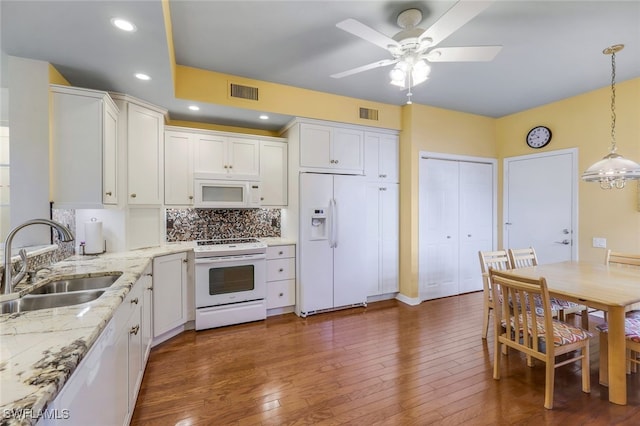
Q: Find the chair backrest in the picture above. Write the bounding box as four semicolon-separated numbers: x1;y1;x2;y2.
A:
605;250;640;267
508;247;539;269
489;268;555;359
479;250;511;274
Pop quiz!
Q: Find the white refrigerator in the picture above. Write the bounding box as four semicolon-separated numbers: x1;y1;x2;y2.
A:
298;173;367;316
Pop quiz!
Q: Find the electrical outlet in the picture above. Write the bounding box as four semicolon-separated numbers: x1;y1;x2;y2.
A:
592;237;607;248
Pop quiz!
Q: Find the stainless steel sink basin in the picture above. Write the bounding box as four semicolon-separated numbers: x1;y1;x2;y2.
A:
29;273;122;295
0;290;105;314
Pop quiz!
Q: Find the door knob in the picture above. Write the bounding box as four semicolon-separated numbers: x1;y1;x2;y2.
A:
555;239;570;245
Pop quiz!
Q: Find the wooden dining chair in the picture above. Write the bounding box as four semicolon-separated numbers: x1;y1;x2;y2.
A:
606;249;640;317
489;269;592;409
508;247;589;329
478;250;511;339
597;318;640;384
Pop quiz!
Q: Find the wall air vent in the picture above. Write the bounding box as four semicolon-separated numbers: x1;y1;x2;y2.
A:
359;107;379;121
229;83;259;101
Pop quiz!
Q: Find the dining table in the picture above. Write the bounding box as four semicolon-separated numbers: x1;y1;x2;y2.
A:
512;260;640;406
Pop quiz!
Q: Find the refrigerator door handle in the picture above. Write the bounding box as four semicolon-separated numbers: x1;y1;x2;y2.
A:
328;198;335;248
331;198;338;248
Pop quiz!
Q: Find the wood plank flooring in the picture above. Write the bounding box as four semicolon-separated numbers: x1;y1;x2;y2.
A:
131;292;640;425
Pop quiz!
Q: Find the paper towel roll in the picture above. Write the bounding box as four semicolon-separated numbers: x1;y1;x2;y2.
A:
84;218;104;254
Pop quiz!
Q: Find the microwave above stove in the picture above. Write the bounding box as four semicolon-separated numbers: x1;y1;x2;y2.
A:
194;179;261;208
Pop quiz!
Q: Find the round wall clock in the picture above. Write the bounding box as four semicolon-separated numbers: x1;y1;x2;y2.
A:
526;125;552;149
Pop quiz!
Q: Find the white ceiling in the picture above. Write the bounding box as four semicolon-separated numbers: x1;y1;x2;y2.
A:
2;1;640;132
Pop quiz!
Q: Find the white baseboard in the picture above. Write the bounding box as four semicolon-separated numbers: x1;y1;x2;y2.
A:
267;305;295;317
367;293;398;303
395;293;422;306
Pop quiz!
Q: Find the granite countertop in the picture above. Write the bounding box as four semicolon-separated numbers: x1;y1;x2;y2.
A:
0;243;194;426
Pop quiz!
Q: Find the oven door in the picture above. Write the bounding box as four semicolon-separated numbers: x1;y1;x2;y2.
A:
195;255;266;308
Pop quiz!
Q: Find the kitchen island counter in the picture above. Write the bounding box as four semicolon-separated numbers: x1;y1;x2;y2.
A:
0;243;193;426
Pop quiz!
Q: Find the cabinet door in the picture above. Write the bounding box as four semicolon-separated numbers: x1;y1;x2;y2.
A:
380;184;399;293
260;141;288;206
300;124;332;168
228;137;260;178
153;252;187;337
194;134;227;175
365;182;381;296
378;134;399;183
332;128;364;172
102;102;119;204
127;297;143;416
127;104;164;205
141;271;153;363
164;131;194;205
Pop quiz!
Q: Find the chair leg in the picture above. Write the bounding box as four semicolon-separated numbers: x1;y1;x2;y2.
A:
482;304;491;339
599;331;609;386
544;359;555;409
582;345;591;394
493;336;501;380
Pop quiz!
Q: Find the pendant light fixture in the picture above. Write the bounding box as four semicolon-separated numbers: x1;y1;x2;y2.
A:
581;44;640;189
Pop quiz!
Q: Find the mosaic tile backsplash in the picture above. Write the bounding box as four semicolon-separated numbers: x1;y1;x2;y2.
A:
166;208;281;242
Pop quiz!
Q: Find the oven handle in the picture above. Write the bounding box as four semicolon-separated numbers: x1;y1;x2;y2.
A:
194;254;266;264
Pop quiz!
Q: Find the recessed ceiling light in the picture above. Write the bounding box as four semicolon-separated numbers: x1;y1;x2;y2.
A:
111;18;137;32
259;114;269;120
134;73;151;81
188;105;200;111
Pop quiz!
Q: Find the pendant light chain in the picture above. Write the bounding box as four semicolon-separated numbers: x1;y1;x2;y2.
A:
610;50;617;153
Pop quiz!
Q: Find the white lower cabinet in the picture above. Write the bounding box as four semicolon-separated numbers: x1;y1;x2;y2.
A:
153;252;188;338
266;245;295;311
41;265;152;426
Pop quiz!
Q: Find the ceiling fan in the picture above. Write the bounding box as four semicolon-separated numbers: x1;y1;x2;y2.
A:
331;1;502;102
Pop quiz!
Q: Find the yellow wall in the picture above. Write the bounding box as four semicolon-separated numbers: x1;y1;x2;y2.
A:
495;78;640;262
48;64;70;86
399;104;497;298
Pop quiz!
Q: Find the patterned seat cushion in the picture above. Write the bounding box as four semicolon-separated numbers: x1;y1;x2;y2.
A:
502;313;592;346
627;310;640;320
551;297;586;311
596;317;640;344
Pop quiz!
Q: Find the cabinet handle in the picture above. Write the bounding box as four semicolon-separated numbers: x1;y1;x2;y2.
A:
188;195;194;200
105;191;112;196
261;197;264;201
183;258;188;263
335;159;339;164
278;251;284;255
130;325;140;335
130;193;137;198
279;292;284;297
224;165;228;169
147;286;153;291
278;268;284;272
131;297;139;305
229;165;233;169
379;174;387;178
446;236;451;239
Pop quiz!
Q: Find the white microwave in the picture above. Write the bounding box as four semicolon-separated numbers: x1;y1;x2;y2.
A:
194;179;261;208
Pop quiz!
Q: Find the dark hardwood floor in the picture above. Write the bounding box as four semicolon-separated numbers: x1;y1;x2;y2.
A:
131;292;640;425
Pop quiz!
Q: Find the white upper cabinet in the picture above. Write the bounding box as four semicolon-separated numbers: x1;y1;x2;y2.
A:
299;123;363;174
50;84;119;208
364;131;399;183
164;130;195;206
194;134;260;179
259;140;288;206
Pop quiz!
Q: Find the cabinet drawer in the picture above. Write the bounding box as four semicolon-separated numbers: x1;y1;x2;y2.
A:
267;258;295;281
266;279;295;309
266;244;295;260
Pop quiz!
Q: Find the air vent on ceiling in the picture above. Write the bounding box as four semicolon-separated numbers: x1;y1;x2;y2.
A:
359;107;379;121
229;83;259;101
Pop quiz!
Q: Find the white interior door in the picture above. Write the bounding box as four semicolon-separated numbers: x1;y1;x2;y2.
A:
419;158;460;300
504;149;577;264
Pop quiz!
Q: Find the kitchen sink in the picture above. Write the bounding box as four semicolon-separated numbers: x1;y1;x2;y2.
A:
0;290;105;314
28;273;122;295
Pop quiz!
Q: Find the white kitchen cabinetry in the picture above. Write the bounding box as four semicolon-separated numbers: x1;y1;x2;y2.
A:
50;84;119;208
364;131;399;183
259;140;288;206
153;252;188;338
299;123;364;173
194;134;260;179
266;244;296;313
419;158;495;300
365;183;399;297
164;130;195;205
111;94;166;206
42;269;152;426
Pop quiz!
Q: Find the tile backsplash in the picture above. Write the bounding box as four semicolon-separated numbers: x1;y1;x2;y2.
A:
166;208;280;242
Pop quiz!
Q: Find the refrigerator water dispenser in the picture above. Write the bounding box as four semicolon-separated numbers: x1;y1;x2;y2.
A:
310;208;327;240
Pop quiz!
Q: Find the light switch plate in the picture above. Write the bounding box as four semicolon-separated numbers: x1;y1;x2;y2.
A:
592;237;607;248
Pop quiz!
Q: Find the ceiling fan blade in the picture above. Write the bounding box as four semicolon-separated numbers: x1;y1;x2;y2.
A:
420;1;494;47
426;46;502;62
331;59;398;79
336;18;400;51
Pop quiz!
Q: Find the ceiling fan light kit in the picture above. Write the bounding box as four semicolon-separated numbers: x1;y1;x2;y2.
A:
331;1;501;105
581;44;640;189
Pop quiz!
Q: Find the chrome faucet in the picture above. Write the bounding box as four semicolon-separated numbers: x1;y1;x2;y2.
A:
2;219;74;294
